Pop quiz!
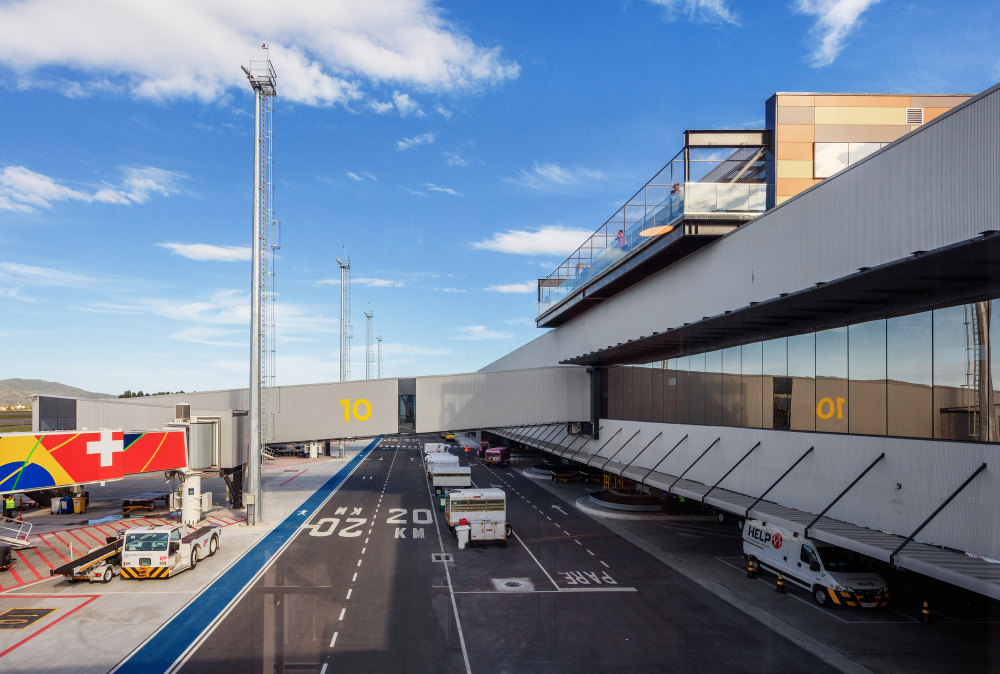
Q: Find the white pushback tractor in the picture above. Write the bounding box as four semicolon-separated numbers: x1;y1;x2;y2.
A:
120;523;221;579
743;519;889;608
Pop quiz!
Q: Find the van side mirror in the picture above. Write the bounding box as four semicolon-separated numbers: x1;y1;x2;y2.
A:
169;542;180;554
809;561;820;572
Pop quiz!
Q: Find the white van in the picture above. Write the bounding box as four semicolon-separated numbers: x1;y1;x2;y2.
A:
425;453;460;475
424;442;450;455
742;519;889;608
430;466;472;493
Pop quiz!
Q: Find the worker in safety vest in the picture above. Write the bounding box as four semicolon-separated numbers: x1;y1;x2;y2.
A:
464;446;469;455
3;494;14;518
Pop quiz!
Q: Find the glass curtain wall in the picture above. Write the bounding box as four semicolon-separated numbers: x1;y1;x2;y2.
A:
603;300;1000;442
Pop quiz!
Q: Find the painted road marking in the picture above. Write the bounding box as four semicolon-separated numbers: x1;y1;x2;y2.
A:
346;588;352;600
339;608;346;621
329;632;338;648
587;550;595;556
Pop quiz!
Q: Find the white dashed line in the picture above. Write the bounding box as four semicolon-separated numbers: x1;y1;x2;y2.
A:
600;561;610;569
339;608;347;621
346;588;352;600
329;631;338;648
574;539;582;546
357;559;363;567
361;547;366;554
365;537;369;545
545;516;552;520
563;530;571;536
352;572;358;582
587;549;595;556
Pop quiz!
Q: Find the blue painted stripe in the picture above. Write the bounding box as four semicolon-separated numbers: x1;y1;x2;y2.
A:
114;438;380;673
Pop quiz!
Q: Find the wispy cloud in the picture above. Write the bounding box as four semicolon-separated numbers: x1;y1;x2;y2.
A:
368;100;394;114
472;224;594;256
503;316;536;326
644;0;739;24
484;281;535;294
506;162;605;194
156;242;251;262
436;105;452;119
354;277;406;288
396;132;436;151
434;287;466;293
0;261;94;287
793;0;880;66
393;91;424;117
443;151;471;167
423;182;461;196
168;326;242;347
0;165;184;212
0;2;519;106
454;325;512;341
345;170;377;182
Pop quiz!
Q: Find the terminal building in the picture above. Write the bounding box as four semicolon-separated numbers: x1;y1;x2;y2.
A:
35;85;1000;600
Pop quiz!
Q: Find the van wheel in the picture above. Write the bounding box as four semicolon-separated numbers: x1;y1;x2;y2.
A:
813;586;830;607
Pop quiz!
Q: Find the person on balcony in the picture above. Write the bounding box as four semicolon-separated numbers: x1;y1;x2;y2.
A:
617;229;627;251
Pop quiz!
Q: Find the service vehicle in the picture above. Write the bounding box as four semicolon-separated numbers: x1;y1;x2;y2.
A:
476;441;489;458
742;519;889;608
51;535;122;583
120;523;221;579
423;442;450;455
484;446;510;467
444;488;509;548
425;452;460;474
121;491;171;515
430;465;473;493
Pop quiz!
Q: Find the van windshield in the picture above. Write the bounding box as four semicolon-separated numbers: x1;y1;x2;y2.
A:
816;546;873;573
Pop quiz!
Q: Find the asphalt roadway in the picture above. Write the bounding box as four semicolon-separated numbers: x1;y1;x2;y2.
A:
179;436;837;673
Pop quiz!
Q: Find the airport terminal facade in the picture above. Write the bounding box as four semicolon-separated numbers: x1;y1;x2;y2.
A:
38;85;1000;599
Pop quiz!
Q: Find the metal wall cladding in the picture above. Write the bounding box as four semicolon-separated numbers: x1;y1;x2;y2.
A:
188;421;215;469
415;366;590;434
482;86;1000;371
589;419;1000;562
268;378;400;442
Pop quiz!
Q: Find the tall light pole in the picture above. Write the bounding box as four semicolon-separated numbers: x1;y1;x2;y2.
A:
376;334;383;379
364;308;374;380
243;52;276;526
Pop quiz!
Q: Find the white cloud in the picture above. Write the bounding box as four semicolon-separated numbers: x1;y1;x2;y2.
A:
423;182;461;196
354;277;406;288
168;326;243;347
434;287;466;293
454;325;512;341
392;91;424;117
443;151;470;167
484;281;536;294
156;242;251;262
0;164;184;212
793;0;880;66
0;1;520;106
472;224;594;256
345;171;365;182
436;105;452;119
644;0;739;24
506;162;605;193
368;100;394;114
396;132;436;151
0;262;94;287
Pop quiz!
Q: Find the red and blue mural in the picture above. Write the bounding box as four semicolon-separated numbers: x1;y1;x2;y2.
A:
0;430;187;493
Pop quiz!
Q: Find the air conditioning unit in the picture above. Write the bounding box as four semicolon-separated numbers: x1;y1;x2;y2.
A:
567;422;582;435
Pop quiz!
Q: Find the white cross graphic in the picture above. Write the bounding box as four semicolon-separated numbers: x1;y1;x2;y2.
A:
86;430;123;468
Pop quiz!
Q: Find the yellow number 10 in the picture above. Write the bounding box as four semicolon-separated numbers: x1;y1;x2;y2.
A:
339;398;372;422
816;396;845;420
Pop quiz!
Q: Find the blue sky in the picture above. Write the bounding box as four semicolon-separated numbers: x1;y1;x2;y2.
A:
1;0;998;395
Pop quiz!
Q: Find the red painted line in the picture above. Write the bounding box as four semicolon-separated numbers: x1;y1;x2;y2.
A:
0;594;99;658
7;565;24;586
65;530;96;554
279;468;308;486
0;574;5;590
78;528;106;546
48;531;73;556
94;524;120;536
13;550;42;581
36;535;70;564
27;547;56;571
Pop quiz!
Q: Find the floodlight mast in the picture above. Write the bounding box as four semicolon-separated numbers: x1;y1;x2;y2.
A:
244;53;276;526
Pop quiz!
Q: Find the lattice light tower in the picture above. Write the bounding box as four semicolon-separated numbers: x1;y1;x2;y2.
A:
376;334;383;379
364;308;374;380
337;253;352;382
243;51;276;526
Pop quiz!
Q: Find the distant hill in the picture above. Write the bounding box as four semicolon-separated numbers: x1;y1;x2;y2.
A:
0;379;115;407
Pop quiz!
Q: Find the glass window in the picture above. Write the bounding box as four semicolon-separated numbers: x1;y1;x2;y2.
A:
848;142;881;164
990;301;1000;441
705;350;723;425
665;359;679;423
814;142;849;178
763;338;788;429
722;347;742;426
887;313;933;438
788;333;815;431
674;356;690;424
689;353;706;424
742;342;764;428
848;319;887;435
934;305;975;440
816;327;848;433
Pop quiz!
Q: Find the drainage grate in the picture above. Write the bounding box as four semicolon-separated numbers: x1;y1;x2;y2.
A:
432;553;454;563
492;577;533;592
